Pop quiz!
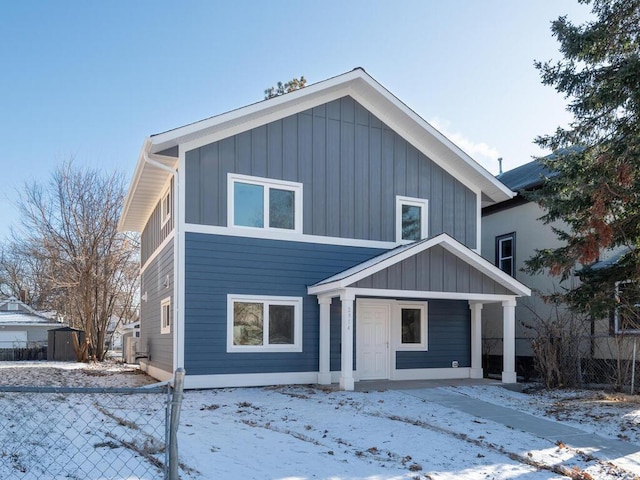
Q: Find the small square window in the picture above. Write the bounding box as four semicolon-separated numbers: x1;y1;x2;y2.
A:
229;174;302;233
495;233;516;276
228;295;302;352
396;196;428;243
161;297;171;334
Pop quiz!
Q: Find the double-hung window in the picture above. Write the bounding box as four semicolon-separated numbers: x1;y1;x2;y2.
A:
614;280;640;334
396;196;428;243
160;297;171;334
228;173;302;233
227;295;303;352
495;233;515;276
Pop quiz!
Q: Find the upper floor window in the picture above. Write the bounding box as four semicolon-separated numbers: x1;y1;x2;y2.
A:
614;280;640;334
228;174;302;233
396;196;428;243
161;187;171;227
495;233;515;276
160;297;171;334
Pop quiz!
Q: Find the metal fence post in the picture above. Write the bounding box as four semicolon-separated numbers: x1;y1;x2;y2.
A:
168;368;185;480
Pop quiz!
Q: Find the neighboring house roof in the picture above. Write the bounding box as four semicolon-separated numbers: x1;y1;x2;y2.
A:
308;233;531;297
119;68;515;232
0;311;62;327
587;247;631;271
496;159;556;192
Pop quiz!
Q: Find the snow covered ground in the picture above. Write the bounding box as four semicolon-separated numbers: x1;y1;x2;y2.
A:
1;362;640;479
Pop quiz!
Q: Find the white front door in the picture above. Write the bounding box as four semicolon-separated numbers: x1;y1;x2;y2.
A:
357;303;389;380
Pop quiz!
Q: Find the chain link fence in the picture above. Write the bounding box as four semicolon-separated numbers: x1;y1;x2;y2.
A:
0;370;185;480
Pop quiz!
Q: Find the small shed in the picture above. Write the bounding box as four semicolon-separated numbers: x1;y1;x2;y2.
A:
47;327;85;362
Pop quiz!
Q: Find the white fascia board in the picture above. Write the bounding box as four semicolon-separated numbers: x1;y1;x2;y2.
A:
150;70;363;153
307;233;531;298
437;236;531;297
118;141;179;233
308;235;445;295
346;77;513;204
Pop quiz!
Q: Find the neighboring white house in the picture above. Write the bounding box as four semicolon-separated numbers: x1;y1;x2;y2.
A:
0;297;63;348
481;159;635;379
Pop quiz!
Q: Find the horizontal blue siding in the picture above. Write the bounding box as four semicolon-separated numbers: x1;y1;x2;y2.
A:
396;300;470;369
184;233;384;375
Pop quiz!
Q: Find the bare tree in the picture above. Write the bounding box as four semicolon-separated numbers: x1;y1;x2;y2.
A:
8;160;139;361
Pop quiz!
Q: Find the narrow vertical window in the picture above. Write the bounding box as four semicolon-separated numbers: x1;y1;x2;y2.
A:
396;196;428;243
495;233;516;276
161;297;171;334
161;187;171;227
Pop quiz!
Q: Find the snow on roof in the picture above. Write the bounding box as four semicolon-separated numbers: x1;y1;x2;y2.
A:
0;311;62;326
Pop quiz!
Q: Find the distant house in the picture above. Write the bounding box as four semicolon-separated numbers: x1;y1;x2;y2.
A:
119;68;531;390
0;297;62;349
481;159;631;377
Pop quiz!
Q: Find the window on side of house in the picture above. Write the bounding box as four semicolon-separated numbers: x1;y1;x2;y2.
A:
495;233;516;276
228;173;302;233
227;295;303;352
161;187;171;227
161;297;171;334
614;280;640;334
396;196;428;243
396;302;427;350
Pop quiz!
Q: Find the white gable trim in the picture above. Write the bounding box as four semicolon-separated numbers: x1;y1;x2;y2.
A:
119;69;513;233
308;233;531;297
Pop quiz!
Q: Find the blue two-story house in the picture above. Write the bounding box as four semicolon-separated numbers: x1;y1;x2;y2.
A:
118;68;530;390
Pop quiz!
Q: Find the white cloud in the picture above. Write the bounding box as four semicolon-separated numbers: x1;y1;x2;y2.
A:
428;118;501;173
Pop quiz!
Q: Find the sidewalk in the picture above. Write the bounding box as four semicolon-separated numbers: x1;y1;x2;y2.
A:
400;387;640;474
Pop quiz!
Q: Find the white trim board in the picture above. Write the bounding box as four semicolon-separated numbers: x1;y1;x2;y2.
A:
309;233;531;297
120;69;514;233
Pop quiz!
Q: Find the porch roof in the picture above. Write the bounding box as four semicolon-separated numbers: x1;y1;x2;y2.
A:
308;233;531;298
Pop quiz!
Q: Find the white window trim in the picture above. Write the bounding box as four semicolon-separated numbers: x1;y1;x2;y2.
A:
227;294;303;353
160;297;171;335
396;195;428;244
496;233;515;276
160;186;172;228
614;280;640;334
228;173;303;234
395;302;428;350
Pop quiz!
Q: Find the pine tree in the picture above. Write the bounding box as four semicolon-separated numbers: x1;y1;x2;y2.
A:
526;0;640;317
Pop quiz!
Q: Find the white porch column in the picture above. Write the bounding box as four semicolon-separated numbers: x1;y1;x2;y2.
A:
317;296;332;385
469;302;483;379
339;291;356;391
502;299;517;383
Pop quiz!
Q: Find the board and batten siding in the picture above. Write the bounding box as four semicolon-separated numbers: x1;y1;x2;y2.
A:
141;177;174;266
185;96;477;248
183;233;385;375
352;245;511;295
140;240;174;374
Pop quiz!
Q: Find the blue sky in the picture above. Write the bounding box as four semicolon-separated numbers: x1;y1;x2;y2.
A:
0;1;592;237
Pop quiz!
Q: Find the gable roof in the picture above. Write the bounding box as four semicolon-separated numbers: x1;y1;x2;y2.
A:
308;233;531;297
0;311;61;327
119;68;515;232
496;160;555;192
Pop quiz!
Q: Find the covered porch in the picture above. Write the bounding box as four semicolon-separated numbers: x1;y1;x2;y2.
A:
308;234;531;391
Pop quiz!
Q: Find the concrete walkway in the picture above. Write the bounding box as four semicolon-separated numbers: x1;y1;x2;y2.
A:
400;387;640;474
